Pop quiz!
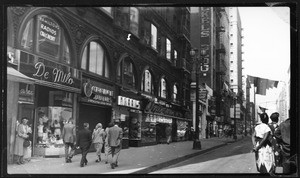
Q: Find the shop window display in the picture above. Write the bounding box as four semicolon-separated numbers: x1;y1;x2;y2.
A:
176;120;187;141
141;114;156;144
35;107;72;156
129;115;141;140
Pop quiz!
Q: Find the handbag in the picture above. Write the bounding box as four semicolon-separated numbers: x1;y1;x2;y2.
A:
23;139;30;147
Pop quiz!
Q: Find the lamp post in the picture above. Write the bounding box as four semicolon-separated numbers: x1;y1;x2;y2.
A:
190;48;204;150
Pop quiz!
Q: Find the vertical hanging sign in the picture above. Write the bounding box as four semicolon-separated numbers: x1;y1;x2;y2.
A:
200;7;211;86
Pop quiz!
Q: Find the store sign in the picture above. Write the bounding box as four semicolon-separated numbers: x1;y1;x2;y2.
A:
81;78;114;106
19;83;34;103
39;15;60;42
200;7;211;86
145;114;172;124
20;58;81;90
118;96;140;109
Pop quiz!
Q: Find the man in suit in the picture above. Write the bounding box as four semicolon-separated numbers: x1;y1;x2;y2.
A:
76;123;92;167
61;119;76;163
107;120;123;169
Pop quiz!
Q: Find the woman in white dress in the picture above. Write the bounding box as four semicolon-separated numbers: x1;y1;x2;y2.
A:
14;117;29;164
252;113;275;174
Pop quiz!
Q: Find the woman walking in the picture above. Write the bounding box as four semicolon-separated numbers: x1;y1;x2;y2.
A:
92;123;105;163
252;113;275;174
14;117;30;165
104;122;114;164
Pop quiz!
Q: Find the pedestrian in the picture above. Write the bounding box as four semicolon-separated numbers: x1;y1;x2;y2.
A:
165;124;172;144
274;117;295;174
104;122;114;164
107;120;123;169
268;112;281;172
76;123;92;167
251;113;275;174
14;117;30;165
23;123;32;162
61;119;76;163
92;123;105;163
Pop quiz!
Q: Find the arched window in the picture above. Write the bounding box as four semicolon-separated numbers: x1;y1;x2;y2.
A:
81;41;110;78
141;69;154;94
20;14;71;65
159;77;167;98
117;57;136;88
173;84;178;101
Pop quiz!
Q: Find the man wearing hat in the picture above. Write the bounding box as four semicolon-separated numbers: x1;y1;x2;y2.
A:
107;120;123;169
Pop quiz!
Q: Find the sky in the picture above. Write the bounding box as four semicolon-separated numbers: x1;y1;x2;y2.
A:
238;7;290;115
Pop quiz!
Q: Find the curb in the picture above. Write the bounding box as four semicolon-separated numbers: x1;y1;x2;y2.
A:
131;143;228;174
132;136;246;174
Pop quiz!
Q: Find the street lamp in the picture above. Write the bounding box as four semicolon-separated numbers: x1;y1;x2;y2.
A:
190;48;205;150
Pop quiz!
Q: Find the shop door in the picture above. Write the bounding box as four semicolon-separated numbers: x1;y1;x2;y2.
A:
79;104;111;131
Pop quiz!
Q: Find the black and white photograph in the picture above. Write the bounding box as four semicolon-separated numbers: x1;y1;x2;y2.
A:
2;1;299;177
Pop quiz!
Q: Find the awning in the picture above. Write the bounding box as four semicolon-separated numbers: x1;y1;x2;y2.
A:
7;67;35;84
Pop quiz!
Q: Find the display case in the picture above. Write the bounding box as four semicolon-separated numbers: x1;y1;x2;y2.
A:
128;111;142;147
34;106;72;157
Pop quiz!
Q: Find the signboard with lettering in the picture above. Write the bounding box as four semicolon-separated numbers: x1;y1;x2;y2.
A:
145;114;172;124
19;83;34;103
81;78;114;106
118;96;140;109
200;7;211;86
19;57;81;91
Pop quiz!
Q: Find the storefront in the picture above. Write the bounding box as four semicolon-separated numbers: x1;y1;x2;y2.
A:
18;57;82;157
114;95;142;148
142;98;191;146
7;64;36;164
79;77;114;147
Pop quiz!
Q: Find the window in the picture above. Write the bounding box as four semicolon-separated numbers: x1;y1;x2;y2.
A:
129;7;139;37
117;57;136;88
173;84;178;101
230;52;233;54
81;41;110;78
231;61;233;63
151;24;157;50
20;14;71;65
166;38;171;61
141;69;154;94
230;34;233;36
159;78;167;98
230;43;233;45
230;70;233;72
231;79;234;83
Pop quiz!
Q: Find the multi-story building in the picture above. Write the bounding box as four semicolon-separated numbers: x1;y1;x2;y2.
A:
6;6;192;163
229;7;244;135
190;7;231;138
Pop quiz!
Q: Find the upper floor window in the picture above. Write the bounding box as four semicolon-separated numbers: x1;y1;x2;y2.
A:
129;7;139;37
159;77;167;98
117;57;136;88
141;69;154;94
21;14;71;65
151;24;157;50
81;41;110;78
173;49;178;66
173;84;178;101
166;38;171;61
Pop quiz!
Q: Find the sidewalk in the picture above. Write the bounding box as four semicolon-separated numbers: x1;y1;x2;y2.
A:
7;135;246;175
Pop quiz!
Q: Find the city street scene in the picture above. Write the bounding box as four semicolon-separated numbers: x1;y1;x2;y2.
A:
5;5;297;176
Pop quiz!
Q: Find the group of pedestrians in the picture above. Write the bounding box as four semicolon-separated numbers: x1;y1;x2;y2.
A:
251;112;294;175
61;119;123;169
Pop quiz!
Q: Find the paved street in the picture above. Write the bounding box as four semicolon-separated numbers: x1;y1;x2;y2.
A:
150;136;258;174
7;135;245;175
